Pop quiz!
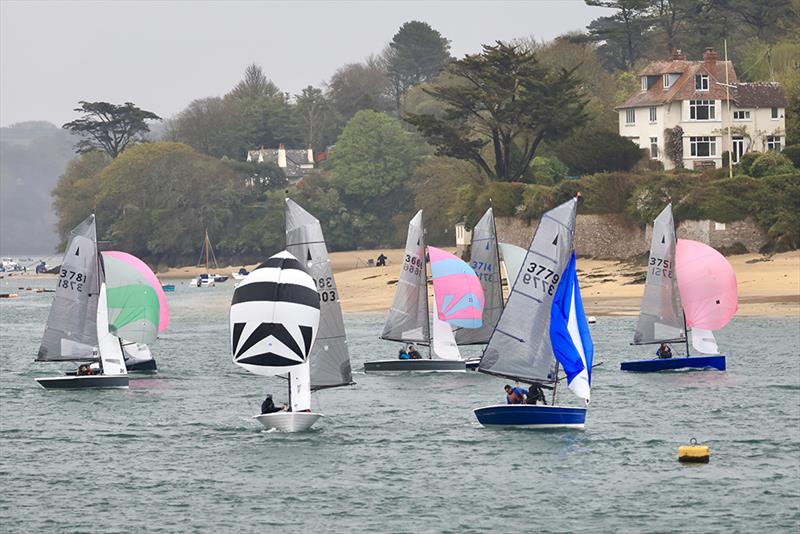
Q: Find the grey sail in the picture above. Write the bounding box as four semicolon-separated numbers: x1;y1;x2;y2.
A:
285;198;353;390
380;210;430;344
633;204;686;344
455;208;503;345
478;198;578;384
37;215;102;361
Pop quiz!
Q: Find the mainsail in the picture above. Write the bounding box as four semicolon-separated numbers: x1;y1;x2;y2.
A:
380;210;430;344
37;215;102;361
633;204;686;345
230;251;320;377
478;198;578;384
455;208;502;344
285;198;352;390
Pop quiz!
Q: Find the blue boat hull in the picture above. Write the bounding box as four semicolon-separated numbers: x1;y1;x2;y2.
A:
473;404;587;429
620;355;726;372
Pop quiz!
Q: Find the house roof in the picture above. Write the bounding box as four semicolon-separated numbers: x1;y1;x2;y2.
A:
732;83;788;108
247;147;313;179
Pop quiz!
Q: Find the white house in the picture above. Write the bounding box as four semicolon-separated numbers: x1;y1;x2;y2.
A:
617;48;787;170
246;144;315;181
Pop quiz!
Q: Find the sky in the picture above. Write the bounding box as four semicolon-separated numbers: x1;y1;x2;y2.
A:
0;0;613;128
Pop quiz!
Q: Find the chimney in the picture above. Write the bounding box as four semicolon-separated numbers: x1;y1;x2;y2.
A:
703;47;717;63
671;49;685;60
307;145;314;165
278;144;287;168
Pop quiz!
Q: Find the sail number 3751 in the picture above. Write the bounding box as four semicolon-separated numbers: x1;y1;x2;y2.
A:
649;257;672;278
521;261;560;295
59;269;85;292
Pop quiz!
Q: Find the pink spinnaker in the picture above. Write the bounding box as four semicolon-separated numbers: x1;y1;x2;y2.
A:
675;239;737;331
104;251;170;332
427;246;484;329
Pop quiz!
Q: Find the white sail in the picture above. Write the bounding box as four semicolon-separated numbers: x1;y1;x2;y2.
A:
96;283;127;376
498;242;527;289
431;286;462;361
691;328;720;354
288;361;312;412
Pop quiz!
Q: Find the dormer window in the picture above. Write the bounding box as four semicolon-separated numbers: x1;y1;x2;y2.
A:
663;74;671;88
695;74;709;91
641;76;648;91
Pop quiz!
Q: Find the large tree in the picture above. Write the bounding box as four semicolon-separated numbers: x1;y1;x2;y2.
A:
326;56;392;121
386;21;451;112
405;42;588;182
585;0;652;70
294;85;339;151
62;101;161;158
228;63;281;100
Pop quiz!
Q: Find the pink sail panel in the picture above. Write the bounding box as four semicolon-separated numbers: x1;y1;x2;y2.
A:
427;246;485;329
675;239;738;331
104;251;170;332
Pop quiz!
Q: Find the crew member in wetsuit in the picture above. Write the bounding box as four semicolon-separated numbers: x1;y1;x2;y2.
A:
504;384;528;404
656;343;673;359
261;394;282;414
525;384;548;405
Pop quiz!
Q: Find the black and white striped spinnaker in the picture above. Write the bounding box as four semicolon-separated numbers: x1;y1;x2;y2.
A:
230;251;321;377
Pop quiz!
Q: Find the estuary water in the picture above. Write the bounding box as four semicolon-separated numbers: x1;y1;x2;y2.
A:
1;278;798;533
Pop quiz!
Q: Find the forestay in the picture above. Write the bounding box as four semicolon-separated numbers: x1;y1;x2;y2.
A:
633;204;686;345
101;251;163;345
455;208;502;345
230;251;321;377
285;198;352;390
37;215;102;361
478;198;578;384
381;210;429;344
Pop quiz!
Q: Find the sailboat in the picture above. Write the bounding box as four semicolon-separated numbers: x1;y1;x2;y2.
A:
621;204;736;372
230;250;323;432
364;210;484;372
473;197;594;428
35;215;129;389
193;229;228;287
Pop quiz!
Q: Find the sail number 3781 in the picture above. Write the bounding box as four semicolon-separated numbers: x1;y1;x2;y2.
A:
59;269;85;292
521;261;560;295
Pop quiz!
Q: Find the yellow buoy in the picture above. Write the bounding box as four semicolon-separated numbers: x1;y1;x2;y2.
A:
679;437;710;463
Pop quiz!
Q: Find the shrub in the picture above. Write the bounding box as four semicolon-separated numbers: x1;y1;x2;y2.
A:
749;151;795;177
555;124;642;175
520;184;557;219
738;152;760;175
580;172;637;213
781;145;800;168
664;126;684;168
526;156;569;185
749;173;800;251
626;173;693;225
475;182;525;217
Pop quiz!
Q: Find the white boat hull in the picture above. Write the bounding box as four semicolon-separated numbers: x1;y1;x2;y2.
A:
253;411;323;432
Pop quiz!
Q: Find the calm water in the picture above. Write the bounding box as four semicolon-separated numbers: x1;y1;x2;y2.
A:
1;278;798;533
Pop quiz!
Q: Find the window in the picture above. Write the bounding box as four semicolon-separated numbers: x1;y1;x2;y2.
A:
649;107;657;122
715;222;726;231
689;136;716;157
767;136;782;151
695;74;709;91
663;74;672;88
641;76;648;91
771;107;780;119
733;110;751;120
650;137;659;159
689;99;715;120
625;108;635;124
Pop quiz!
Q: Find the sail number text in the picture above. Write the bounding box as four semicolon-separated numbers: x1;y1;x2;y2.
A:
403;254;423;277
649;257;672;278
521;261;560;295
59;269;85;292
317;276;336;302
470;261;494;281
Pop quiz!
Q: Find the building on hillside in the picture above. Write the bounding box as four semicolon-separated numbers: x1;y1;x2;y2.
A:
246;144;316;182
617;48;787;170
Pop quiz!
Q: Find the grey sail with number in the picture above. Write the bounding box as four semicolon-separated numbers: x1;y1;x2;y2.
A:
633;204;686;345
381;210;430;344
285;198;352;390
37;214;102;361
455;208;503;345
478;198;578;384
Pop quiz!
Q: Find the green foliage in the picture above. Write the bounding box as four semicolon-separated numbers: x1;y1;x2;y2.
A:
555;124;642;175
474;182;525;219
527;156;569;185
327;57;393;122
62;101;161;158
751;173;800;251
738;152;761;175
626;173;692;225
781;145;800;168
748;151;795;177
51;151;111;246
520;184;558;219
664;126;684;169
580;172;636;213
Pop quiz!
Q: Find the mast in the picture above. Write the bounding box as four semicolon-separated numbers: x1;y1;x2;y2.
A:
204;229;210;273
551;362;560;406
424;238;432;359
725;39;733;180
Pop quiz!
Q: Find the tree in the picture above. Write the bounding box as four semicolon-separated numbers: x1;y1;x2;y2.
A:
294;86;339;151
585;0;651;70
555;124;643;175
164;97;242;158
228;63;281;100
405;42;588;182
327;57;392;121
386;21;451;112
51;151;111;246
62;101;161;158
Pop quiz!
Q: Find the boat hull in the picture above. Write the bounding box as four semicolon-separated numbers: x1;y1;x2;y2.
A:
473;404;587;429
363;359;466;372
253;412;323;432
620;355;726;372
465;358;481;371
35;374;129;389
125;357;158;373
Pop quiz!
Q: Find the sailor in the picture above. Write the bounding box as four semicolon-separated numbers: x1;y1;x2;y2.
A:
525;384;547;405
260;394;283;414
656;343;673;359
77;364;92;376
407;344;422;359
504;384;528;404
398;348;411;360
376;253;388;267
238;266;248;275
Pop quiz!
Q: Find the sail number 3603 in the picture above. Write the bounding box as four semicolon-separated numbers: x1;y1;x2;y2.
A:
317;276;336;302
59;269;85;292
521;261;559;295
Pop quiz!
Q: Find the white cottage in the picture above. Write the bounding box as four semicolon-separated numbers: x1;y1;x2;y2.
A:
617;48;787;170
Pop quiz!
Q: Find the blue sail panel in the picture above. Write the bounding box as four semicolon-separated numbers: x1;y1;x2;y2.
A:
549;253;593;402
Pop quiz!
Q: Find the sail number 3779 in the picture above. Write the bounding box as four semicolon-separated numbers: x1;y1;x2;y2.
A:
521;261;560;296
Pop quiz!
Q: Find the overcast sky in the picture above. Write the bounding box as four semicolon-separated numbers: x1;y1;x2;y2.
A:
1;0;613;128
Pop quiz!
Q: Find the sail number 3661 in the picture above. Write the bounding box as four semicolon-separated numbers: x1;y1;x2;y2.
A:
59;269;85;292
521;261;559;295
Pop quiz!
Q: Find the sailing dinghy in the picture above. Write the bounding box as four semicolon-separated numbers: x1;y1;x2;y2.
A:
473;198;594;429
35;215;129;389
364;210;485;372
620;205;736;372
230;250;323;432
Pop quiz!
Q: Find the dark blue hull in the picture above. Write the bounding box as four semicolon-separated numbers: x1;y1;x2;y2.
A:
620;355;726;372
473;404;587;429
